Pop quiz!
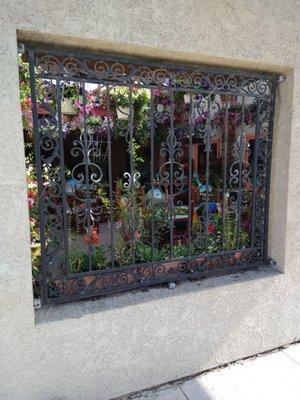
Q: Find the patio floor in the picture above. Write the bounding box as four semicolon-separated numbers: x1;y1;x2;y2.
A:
124;342;300;400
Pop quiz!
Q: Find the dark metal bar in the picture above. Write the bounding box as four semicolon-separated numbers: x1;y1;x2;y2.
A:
221;95;229;252
128;86;135;265
81;82;93;271
106;85;115;268
204;97;211;253
150;89;155;263
188;91;193;257
236;95;245;248
56;81;70;274
170;88;175;260
28;51;48;303
250;98;260;248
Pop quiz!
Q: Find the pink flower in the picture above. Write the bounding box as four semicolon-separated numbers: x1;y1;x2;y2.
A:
134;231;141;240
153;88;161;97
28;197;35;209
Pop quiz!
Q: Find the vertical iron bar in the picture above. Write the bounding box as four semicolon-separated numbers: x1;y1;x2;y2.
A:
188;91;193;257
56;81;70;275
263;81;277;261
150;89;155;263
28;51;48;302
81;83;92;270
250;98;260;249
221;95;229;252
236;95;245;248
106;85;114;268
205;96;211;254
128;86;135;265
170;88;174;260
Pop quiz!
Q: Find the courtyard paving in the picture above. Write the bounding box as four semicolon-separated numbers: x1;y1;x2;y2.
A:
125;343;300;400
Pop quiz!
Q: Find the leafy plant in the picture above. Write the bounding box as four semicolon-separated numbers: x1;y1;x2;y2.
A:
110;86;132;108
135;242;169;263
113;235;132;266
61;82;80;100
69;250;89;274
192;210;250;253
91;245;107;269
97;187;110;210
86;115;102;127
110;87;151;145
69;245;107;274
132;138;144;165
19;55;31;102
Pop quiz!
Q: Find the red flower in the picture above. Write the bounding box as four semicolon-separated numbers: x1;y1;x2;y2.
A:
208;223;216;234
28;190;36;199
83;228;100;245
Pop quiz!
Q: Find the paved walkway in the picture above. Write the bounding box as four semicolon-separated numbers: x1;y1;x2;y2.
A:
128;343;300;400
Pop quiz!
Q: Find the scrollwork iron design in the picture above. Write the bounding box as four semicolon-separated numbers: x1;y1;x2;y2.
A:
26;46;276;303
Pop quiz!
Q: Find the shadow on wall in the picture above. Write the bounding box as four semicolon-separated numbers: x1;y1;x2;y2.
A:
35;266;280;324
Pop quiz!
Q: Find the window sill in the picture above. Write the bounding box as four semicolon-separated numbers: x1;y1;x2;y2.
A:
35;265;283;326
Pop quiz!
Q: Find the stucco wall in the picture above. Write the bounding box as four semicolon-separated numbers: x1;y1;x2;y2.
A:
0;1;299;399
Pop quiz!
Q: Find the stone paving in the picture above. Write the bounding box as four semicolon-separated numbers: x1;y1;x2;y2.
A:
124;343;300;400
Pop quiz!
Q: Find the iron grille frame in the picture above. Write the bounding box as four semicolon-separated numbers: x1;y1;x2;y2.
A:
23;43;277;304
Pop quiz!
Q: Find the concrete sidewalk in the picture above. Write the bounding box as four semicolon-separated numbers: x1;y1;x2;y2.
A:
125;343;300;400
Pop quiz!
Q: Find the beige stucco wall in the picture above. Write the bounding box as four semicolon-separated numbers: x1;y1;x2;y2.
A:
0;1;299;399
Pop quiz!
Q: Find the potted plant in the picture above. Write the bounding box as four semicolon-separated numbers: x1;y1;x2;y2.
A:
110;87;131;120
61;82;79;115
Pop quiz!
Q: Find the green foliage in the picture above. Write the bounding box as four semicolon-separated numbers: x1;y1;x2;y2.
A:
192;211;250;253
172;244;190;258
135;242;168;263
18;55;30;102
62;82;80;100
69;245;107;274
132;138;144;165
110;87;151;145
113;235;132;266
91;245;107;269
97;187;110;210
69;250;89;274
110;86;132;108
86;115;102;127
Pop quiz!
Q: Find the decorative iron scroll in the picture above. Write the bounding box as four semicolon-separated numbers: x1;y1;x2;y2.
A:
33;51;274;97
25;45;277;304
48;248;257;301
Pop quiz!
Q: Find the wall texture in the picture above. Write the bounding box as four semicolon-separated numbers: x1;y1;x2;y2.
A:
0;1;299;399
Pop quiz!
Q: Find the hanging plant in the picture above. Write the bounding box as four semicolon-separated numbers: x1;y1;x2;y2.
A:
110;87;151;144
61;82;80;115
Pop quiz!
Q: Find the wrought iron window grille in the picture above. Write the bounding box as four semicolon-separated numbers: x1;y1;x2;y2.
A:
22;43;278;304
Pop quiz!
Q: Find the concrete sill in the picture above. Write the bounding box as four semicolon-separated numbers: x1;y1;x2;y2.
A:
35;265;282;326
